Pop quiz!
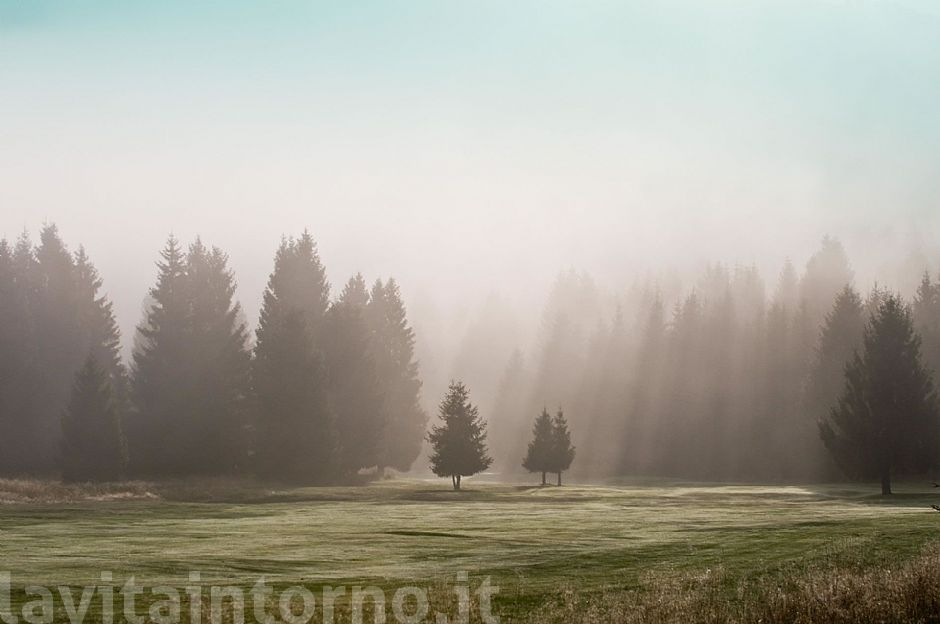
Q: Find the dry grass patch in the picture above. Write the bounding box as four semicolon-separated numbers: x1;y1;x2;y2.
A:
0;478;159;504
529;542;940;623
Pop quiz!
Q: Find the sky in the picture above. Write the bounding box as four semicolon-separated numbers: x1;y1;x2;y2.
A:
2;0;940;354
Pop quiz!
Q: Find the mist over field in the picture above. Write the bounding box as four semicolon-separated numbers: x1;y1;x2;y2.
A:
3;2;940;622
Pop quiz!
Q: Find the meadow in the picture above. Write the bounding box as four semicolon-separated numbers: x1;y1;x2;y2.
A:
1;478;939;623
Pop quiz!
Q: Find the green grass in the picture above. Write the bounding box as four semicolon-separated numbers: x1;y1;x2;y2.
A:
2;478;939;621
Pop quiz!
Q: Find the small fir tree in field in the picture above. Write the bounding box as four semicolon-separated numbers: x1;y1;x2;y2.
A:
522;408;554;485
819;294;939;495
61;355;127;482
550;409;576;486
428;381;492;490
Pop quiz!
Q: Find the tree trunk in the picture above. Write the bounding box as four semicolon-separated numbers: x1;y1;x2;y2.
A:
451;475;457;490
456;475;461;490
557;472;562;487
541;472;546;486
881;468;892;496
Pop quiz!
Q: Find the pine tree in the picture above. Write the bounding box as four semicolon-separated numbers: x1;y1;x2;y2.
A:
806;285;864;475
74;247;128;410
549;409;576;486
0;238;38;474
367;278;427;474
184;240;252;473
31;224;86;471
0;228;126;476
800;236;854;327
324;274;383;480
130;235;190;475
913;271;940;377
130;236;250;476
522;408;554;485
60;356;126;482
253;234;334;483
820;294;939;495
428;381;492;490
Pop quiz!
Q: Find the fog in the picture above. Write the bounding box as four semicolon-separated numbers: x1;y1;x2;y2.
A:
3;1;940;479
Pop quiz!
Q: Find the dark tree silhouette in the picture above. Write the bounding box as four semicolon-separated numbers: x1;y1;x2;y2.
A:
130;236;250;476
367;278;427;475
324;274;384;479
129;235;188;474
820;295;939;495
253;233;334;483
61;355;127;482
428;381;492;490
0;236;39;474
522;408;554;485
913;271;940;378
800;236;854;327
0;226;126;476
806;285;864;476
550;409;576;486
184;240;252;473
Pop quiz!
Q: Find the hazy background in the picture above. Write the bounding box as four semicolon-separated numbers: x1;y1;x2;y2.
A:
3;0;940;417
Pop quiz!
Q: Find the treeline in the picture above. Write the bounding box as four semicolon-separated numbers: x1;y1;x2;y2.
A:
0;226;426;483
488;237;940;482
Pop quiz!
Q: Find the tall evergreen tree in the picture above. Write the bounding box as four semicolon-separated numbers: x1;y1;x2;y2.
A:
820;295;939;495
428;381;492;490
367;278;427;474
130;235;191;475
74;247;128;408
550;409;576;486
31;224;86;471
130;235;250;476
0;226;125;475
521;408;554;485
0;237;39;474
60;356;126;482
806;285;864;475
913;271;940;377
800;236;854;327
324;274;383;480
184;240;252;472
253;234;334;483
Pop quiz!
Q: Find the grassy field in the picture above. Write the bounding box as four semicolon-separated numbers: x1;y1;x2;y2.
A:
1;478;940;622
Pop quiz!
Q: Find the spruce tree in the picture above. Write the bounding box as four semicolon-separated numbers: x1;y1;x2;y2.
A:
913;271;940;377
253;234;334;483
806;285;864;475
74;247;128;407
820;294;939;495
184;240;251;473
800;236;854;327
323;274;383;480
61;356;126;482
522;408;554;485
32;224;86;471
130;235;190;475
0;228;126;476
130;235;250;476
428;381;492;490
549;409;576;486
367;278;427;475
0;238;38;474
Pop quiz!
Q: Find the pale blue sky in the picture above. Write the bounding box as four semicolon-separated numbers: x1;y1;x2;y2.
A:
2;0;940;345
